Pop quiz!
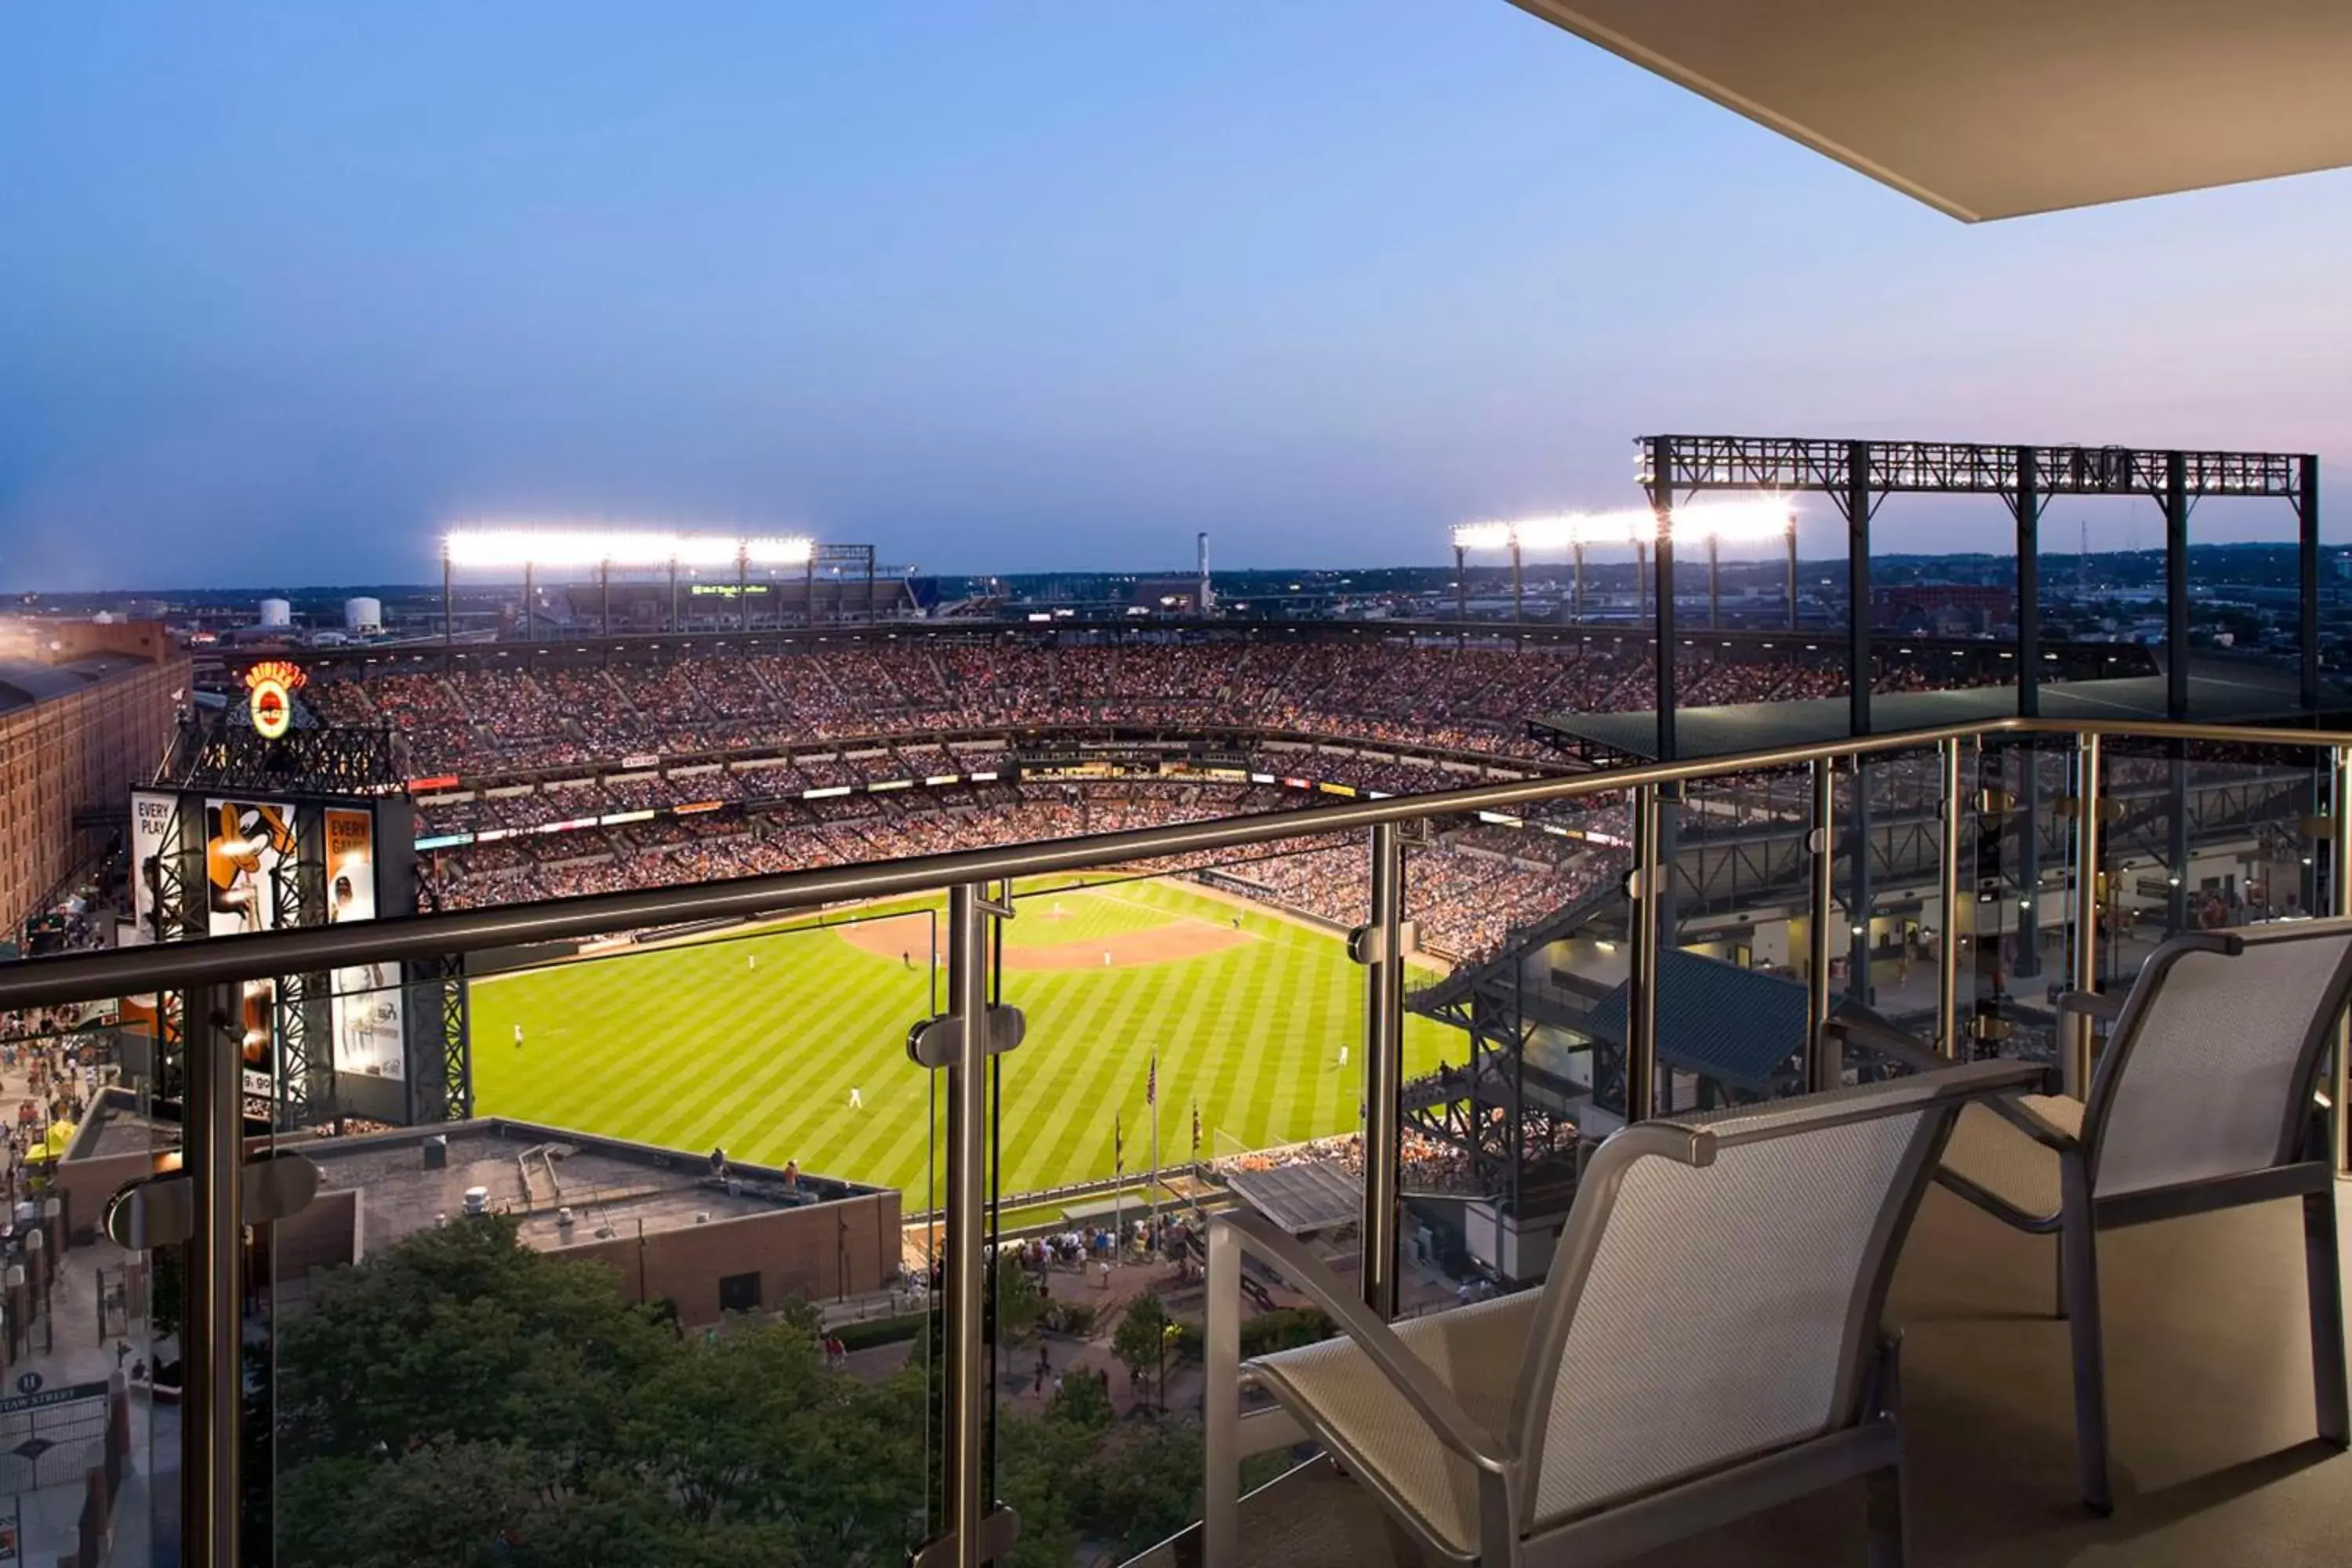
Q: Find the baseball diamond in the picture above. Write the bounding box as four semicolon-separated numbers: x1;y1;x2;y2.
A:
469;877;1457;1204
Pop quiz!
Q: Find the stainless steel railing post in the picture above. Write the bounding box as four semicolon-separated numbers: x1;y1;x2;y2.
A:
1360;822;1406;1319
185;982;244;1568
2333;746;2351;1176
1938;739;1965;1057
945;884;989;1566
1806;760;1837;1090
2068;732;2103;1099
1626;785;1661;1123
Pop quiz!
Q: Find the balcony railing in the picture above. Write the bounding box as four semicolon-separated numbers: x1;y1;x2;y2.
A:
0;713;2346;1566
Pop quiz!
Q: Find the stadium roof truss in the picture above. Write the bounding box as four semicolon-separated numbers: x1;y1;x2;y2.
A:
1531;433;2328;765
1506;2;2352;223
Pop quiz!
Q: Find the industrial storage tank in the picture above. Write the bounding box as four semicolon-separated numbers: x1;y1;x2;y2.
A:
344;596;383;635
258;597;292;630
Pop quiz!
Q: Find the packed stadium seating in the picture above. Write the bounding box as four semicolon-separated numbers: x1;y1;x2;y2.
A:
342;631;2113;967
315;636;1968;775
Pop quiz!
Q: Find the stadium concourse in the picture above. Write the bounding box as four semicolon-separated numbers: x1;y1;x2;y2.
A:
306;628;2084;967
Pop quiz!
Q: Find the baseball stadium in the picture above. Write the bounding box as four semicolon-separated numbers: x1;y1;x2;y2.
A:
273;615;2143;1218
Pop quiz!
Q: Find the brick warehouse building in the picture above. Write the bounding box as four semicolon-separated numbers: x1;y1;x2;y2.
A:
0;620;184;939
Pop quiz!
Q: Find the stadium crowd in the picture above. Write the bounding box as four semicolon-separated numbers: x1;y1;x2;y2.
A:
425;779;1614;966
310;635;2016;776
328;632;2127;971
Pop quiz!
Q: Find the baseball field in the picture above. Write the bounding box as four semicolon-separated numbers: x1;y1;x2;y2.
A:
468;877;1459;1204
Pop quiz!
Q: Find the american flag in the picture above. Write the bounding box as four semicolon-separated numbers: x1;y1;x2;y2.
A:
1146;1054;1158;1106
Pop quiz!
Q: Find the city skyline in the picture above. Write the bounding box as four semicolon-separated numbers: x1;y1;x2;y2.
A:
5;2;2350;591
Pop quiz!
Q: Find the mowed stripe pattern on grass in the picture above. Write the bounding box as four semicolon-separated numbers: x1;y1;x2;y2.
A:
469;882;1456;1204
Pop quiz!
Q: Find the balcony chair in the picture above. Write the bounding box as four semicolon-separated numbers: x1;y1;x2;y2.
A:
1921;920;2352;1515
1202;1058;2046;1567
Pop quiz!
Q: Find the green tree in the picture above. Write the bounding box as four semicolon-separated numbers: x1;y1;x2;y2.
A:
266;1213;1203;1568
1112;1290;1170;1393
272;1214;676;1472
1048;1367;1113;1429
992;1258;1047;1343
1068;1417;1207;1556
269;1217;922;1568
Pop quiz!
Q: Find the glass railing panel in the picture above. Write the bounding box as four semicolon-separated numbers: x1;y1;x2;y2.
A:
2100;739;2328;949
258;913;939;1565
1835;746;1955;1044
1403;797;1616;1299
0;989;180;1566
1649;764;1813;1109
983;826;1393;1561
1958;735;2075;1072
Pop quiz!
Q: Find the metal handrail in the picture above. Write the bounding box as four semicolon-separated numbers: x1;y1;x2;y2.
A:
3;713;2347;1011
36;705;2352;1568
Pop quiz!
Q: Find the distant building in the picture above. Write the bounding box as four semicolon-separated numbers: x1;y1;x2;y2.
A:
1872;583;2016;636
58;1100;904;1328
1127;577;1205;614
0;620;184;931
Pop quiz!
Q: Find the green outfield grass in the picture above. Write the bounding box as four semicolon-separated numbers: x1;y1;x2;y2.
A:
469;880;1459;1203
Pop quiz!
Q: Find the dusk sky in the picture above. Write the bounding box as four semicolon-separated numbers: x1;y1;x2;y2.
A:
5;2;2349;590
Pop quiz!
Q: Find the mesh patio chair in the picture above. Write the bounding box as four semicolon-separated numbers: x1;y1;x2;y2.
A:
1926;920;2352;1515
1202;1058;2046;1567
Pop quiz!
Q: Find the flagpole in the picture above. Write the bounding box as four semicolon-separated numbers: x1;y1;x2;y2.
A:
1112;1111;1123;1274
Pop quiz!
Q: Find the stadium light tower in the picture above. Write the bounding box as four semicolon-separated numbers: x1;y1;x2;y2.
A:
1449;522;1512;632
443;528;816;642
1450;497;1795;635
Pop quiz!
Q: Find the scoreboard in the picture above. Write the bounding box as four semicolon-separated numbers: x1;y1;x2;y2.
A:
124;788;463;1127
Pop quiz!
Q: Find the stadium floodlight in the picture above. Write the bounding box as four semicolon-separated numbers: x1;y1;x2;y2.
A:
1567;509;1658;546
445;528;817;569
599;532;690;568
1666;495;1797;543
670;535;744;569
743;535;815;567
1505;514;1581;551
445;529;579;568
1457;496;1793;553
444;528;633;568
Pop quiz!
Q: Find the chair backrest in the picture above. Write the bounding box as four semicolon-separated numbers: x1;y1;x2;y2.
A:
2085;920;2352;1199
1508;1060;2037;1530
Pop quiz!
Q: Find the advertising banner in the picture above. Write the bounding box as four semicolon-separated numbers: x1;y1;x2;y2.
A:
129;791;180;946
325;808;405;1080
205;798;296;1100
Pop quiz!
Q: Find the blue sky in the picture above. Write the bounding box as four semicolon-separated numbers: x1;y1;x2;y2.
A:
4;2;2348;589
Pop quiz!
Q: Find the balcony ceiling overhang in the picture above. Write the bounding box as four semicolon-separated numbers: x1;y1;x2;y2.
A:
1508;0;2352;220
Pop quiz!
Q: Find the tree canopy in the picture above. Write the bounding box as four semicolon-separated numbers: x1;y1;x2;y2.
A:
266;1216;1203;1567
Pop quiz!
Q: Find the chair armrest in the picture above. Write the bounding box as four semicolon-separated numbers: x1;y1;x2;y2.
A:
1982;1093;2081;1150
2054;990;2124;1025
1210;1208;1508;1475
